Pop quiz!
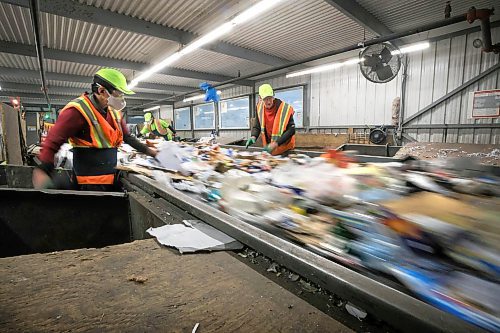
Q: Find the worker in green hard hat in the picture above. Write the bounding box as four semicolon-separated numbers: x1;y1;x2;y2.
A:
140;112;177;141
33;68;158;191
246;83;296;155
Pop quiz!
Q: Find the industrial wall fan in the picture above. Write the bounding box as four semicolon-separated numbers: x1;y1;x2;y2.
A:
359;43;401;83
369;126;387;145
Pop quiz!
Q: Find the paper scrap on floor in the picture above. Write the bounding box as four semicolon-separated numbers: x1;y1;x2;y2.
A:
147;220;243;253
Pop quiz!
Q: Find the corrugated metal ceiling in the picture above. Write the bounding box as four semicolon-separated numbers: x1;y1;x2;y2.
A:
0;3;179;63
0;1;272;86
44;59;100;76
2;0;495;107
0;52;38;69
0;75;40;85
223;0;375;61
356;0;499;32
144;73;214;87
80;0;261;35
0;3;33;44
173;48;270;77
0;53;211;89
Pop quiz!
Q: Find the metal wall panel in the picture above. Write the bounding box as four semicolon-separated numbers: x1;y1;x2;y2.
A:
428;38;451;143
310;60;400;127
305;27;499;144
476;28;499;145
443;34;467;143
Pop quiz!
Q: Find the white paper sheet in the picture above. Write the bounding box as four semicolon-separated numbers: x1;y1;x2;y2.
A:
147;220;243;253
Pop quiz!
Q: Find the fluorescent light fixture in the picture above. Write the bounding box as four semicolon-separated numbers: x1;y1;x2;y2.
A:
129;0;284;88
231;0;284;25
144;105;161;112
0;85;2;91
392;42;430;55
180;22;234;56
130;52;182;88
286;57;363;78
183;90;221;103
286;41;430;78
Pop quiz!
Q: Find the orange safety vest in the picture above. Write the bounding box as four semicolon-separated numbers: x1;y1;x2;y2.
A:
257;100;296;155
60;94;124;185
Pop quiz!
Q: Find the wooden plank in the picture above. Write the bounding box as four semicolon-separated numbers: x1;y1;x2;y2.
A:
0;103;23;165
295;133;349;148
0;239;351;333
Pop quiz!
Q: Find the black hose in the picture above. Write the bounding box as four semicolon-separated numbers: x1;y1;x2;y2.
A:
29;0;51;109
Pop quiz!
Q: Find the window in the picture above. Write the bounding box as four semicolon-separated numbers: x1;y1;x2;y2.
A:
126;115;145;125
193;103;215;129
219;96;250;129
174;107;191;130
275;86;304;128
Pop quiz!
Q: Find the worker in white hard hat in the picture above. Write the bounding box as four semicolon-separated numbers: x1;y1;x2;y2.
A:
246;83;296;155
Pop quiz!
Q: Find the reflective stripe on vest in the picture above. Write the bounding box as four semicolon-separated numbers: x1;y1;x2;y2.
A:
147;119;173;139
60;95;123;148
256;100;293;145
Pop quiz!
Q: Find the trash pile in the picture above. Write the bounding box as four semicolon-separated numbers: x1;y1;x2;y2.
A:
121;141;499;331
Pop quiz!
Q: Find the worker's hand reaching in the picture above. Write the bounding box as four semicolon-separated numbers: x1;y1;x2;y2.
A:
264;142;278;153
245;137;256;148
148;147;158;157
32;168;53;189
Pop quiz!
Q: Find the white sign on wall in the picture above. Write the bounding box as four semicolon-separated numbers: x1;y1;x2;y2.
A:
469;89;500;118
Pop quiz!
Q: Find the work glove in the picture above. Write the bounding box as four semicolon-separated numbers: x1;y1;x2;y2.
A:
264;142;278;153
245;137;256;148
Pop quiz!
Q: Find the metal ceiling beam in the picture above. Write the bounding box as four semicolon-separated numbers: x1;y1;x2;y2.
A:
323;0;393;36
1;0;288;66
0;40;254;86
0;82;173;100
0;67;198;93
1;101;66;108
0;93;147;106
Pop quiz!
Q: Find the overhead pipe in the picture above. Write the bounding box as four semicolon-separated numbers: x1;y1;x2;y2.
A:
134;13;470;109
466;7;500;53
28;0;51;108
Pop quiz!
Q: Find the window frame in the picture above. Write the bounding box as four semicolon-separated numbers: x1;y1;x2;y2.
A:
273;85;306;129
192;102;216;130
218;95;251;130
173;106;192;131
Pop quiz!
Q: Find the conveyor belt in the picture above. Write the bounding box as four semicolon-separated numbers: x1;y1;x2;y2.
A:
221;144;398;163
0;239;351;333
122;173;484;333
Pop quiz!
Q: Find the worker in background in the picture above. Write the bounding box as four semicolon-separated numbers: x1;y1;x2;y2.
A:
33;68;157;191
140;112;177;141
246;83;296;155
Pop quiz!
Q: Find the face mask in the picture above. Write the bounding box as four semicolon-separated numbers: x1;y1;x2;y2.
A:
107;95;126;111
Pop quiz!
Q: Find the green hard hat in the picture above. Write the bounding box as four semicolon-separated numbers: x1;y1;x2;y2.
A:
144;112;152;122
95;68;135;95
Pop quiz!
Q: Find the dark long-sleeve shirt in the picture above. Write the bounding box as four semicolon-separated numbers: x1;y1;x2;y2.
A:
38;93;151;174
251;99;296;146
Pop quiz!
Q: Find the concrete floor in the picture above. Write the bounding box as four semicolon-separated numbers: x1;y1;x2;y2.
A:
0;239;352;333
